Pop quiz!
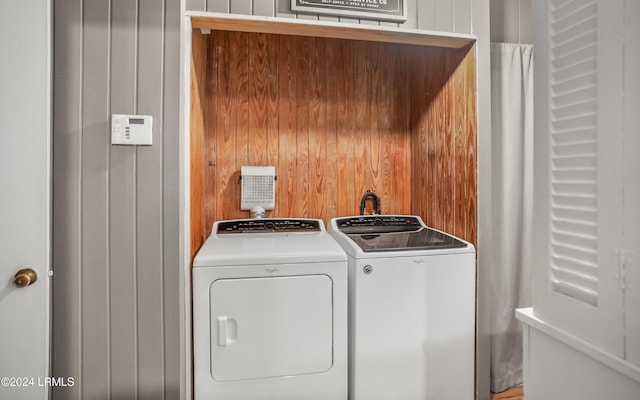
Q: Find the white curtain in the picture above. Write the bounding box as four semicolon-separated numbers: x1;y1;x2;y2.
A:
490;42;534;393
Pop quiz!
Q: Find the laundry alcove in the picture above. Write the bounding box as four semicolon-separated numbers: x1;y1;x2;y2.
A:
188;14;478;258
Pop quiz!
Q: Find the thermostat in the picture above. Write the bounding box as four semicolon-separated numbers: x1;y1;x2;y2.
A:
111;114;153;145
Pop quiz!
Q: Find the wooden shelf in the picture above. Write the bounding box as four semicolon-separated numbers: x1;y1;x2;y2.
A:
188;11;476;49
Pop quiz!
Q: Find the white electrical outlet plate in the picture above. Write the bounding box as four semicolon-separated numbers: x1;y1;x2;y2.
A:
111;114;153;145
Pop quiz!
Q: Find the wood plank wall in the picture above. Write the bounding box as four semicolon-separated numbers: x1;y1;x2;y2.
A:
190;29;477;257
411;45;477;246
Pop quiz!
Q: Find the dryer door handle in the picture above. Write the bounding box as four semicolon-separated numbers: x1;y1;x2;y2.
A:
217;316;237;347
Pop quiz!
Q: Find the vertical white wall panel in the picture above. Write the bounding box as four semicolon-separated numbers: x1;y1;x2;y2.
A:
403;0;418;29
81;0;112;398
207;0;229;13
137;0;166;397
502;0;520;42
519;0;532;43
490;0;533;43
162;0;183;396
109;0;139;395
435;0;454;32
276;0;296;18
230;0;252;15
454;0;472;34
82;3;110;398
253;0;275;17
186;0;205;12
416;0;436;30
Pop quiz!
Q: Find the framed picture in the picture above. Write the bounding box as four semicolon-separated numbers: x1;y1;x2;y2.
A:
291;0;407;22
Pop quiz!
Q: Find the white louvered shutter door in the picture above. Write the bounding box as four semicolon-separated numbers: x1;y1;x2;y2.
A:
532;0;625;357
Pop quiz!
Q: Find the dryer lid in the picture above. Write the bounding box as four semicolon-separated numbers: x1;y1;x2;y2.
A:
193;218;347;267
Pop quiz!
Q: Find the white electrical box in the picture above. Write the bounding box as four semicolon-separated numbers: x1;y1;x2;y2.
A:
111;114;153;145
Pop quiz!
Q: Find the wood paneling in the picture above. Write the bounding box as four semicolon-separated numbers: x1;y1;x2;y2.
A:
190;30;208;254
409;44;477;244
190;29;477;257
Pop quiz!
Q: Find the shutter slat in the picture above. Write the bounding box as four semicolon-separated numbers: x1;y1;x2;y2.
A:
552;193;597;209
551;206;597;225
552;219;597;237
551;1;597;34
551;99;597;121
552;182;597;196
552;168;596;182
552;72;597;95
551;280;598;306
551;266;598;291
551;141;596;157
551;44;597;71
551;127;596;145
552;231;598;251
551;114;596;132
552;19;596;51
551;86;596;108
552;58;597;84
551;154;597;169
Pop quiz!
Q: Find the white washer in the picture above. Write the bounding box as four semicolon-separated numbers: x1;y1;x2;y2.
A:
328;215;475;400
192;218;347;400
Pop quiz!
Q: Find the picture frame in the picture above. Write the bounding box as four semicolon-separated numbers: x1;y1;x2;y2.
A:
291;0;407;22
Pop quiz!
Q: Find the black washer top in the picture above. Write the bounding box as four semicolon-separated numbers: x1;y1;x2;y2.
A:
335;216;467;252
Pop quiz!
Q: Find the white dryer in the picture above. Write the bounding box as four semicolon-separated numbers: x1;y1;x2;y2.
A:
328;215;475;400
192;218;347;400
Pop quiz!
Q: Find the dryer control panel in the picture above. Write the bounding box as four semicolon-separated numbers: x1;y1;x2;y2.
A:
216;219;321;234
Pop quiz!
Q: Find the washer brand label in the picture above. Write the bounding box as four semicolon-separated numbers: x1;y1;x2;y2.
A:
412;259;426;264
265;266;280;273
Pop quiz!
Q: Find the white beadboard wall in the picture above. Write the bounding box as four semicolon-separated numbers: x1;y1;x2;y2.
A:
490;0;533;43
52;0;492;399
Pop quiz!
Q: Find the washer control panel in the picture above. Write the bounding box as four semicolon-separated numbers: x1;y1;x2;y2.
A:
216;219;321;234
335;216;422;233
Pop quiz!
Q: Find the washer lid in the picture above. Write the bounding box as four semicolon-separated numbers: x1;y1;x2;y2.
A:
329;215;473;255
344;228;468;252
